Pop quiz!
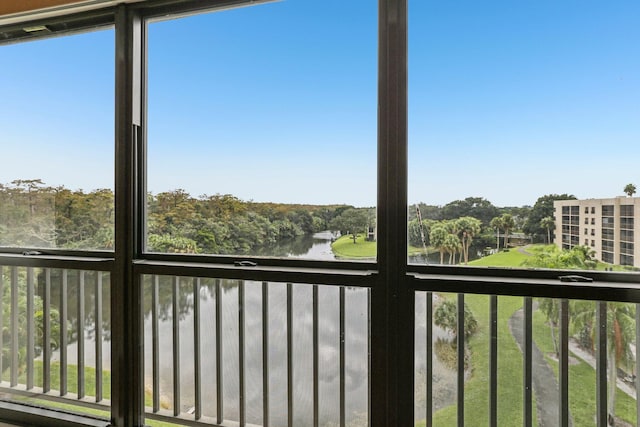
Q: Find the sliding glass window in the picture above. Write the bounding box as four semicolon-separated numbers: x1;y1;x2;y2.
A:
408;1;640;273
0;29;114;251
0;26;114;421
146;1;377;260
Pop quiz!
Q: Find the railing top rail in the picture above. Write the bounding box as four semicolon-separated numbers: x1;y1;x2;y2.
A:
134;259;376;287
410;272;640;302
0;253;113;270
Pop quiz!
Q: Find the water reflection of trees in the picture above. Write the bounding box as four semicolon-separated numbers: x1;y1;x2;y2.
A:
248;234;316;257
27;270;249;347
35;269;111;343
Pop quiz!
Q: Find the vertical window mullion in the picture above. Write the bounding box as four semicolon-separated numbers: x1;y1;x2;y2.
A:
113;4;145;427
372;0;410;426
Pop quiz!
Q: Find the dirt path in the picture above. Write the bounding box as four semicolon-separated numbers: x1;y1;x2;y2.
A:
517;245;534;256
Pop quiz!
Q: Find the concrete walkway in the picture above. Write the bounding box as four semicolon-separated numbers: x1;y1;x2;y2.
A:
509;307;573;427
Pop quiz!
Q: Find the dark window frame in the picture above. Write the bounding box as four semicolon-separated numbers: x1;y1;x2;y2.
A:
2;2;640;427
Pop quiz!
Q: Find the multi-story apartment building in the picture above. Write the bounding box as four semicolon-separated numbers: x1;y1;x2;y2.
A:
554;197;639;267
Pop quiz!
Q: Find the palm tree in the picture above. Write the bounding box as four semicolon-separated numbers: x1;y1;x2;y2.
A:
429;224;448;264
456;216;482;264
500;214;515;249
443;233;461;265
490;216;503;251
623;183;636;197
540;216;555;244
572;301;635;425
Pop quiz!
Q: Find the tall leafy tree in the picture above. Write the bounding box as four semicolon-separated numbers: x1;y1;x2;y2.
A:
330;208;369;244
441;197;499;226
523;194;576;242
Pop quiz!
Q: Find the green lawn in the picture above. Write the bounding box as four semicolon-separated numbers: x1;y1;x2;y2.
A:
468;248;530;267
416;291;638;426
331;234;425;258
9;362;179;427
416;294;534;426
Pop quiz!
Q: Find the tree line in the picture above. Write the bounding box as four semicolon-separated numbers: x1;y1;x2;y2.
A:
0;179;368;254
407;194;576;264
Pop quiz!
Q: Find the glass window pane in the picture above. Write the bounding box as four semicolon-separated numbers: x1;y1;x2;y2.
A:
409;2;640;271
146;1;376;260
0;30;114;250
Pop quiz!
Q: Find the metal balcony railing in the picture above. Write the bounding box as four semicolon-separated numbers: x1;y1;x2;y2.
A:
415;291;640;427
3;264;640;427
0;265;111;418
143;276;370;427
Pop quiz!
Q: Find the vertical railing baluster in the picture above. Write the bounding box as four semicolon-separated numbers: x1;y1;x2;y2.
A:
367;287;371;427
457;293;465;427
0;266;4;380
425;292;434;427
596;301;607;427
10;266;18;387
287;282;293;427
489;295;497;427
216;278;224;424
636;303;640;426
152;275;160;413
340;286;346;427
287;283;293;427
194;278;202;420
61;269;68;396
559;299;569;427
77;271;86;399
26;267;35;390
239;280;245;427
43;269;51;393
262;281;269;427
523;297;533;427
172;276;181;416
95;272;103;402
313;285;319;427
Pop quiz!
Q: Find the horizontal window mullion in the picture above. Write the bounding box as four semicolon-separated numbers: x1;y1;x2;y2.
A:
409;274;640;302
136;0;273;20
134;259;377;288
0;8;115;45
0;254;114;271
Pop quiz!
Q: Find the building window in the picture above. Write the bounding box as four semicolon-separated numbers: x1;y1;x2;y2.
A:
621;254;635;266
621;205;634;217
621;230;634;242
602;251;614;263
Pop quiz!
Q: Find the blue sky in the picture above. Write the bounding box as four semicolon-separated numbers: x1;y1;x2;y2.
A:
2;0;639;207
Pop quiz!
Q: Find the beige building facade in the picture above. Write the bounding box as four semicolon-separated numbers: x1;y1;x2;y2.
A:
554;197;640;268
